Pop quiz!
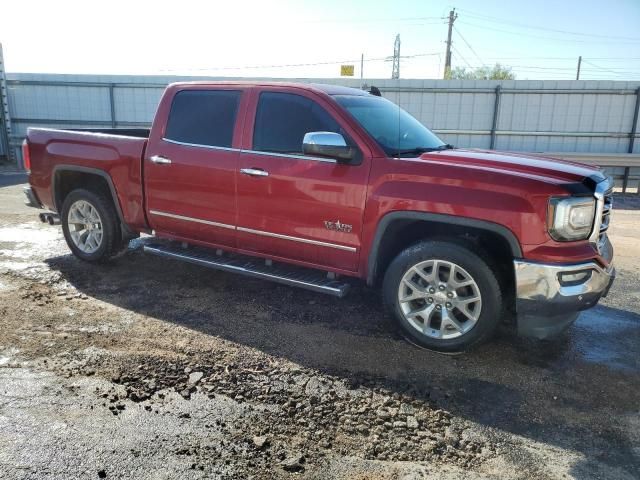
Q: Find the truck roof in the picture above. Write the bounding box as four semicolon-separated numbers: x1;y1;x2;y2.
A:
166;81;370;96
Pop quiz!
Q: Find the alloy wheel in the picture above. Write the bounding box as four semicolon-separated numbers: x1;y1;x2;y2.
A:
397;259;482;340
67;200;104;254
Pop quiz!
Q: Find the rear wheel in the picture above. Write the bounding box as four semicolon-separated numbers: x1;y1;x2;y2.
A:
383;240;503;352
61;188;124;262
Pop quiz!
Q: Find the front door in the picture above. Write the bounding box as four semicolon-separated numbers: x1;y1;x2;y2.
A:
144;87;245;249
236;88;370;272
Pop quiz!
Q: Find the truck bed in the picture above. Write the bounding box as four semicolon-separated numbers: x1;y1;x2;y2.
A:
64;128;150;138
26;127;149;232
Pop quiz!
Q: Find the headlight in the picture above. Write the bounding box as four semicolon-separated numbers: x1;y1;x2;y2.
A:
548;197;595;241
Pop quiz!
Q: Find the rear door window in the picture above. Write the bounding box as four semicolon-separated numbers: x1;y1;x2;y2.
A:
253;92;341;154
165;90;241;148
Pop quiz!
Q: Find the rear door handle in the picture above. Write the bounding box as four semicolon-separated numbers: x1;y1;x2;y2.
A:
150;155;172;165
240;168;269;177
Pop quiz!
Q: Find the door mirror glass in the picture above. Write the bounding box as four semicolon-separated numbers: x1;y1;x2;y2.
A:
302;132;356;162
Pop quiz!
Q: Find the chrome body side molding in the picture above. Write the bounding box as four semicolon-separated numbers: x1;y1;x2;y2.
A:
149;210;235;230
160;137;338;164
149;210;356;252
237;226;357;252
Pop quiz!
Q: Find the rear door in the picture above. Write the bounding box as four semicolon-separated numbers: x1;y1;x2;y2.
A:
144;87;246;249
236;88;371;272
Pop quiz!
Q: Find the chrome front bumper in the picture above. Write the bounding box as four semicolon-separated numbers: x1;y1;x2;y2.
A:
514;259;615;339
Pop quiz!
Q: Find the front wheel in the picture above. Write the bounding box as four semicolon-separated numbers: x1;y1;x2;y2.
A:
383;240;504;352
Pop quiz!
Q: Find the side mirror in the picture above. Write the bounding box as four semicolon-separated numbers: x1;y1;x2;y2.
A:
302;132;356;163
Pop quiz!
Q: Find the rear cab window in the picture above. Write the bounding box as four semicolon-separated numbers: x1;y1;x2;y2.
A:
252;92;343;154
165;90;241;148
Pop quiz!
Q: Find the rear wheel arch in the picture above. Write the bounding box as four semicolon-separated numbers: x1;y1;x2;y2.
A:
61;188;126;262
366;211;522;288
52;165;133;237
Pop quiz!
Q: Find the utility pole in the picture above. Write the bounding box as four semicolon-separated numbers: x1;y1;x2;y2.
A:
444;8;458;79
576;55;582;80
360;53;364;87
392;34;401;79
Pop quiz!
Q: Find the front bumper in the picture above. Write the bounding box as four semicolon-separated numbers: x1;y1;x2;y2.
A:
514;259;615;339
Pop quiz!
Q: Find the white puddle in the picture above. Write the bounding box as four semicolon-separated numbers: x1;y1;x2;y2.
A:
0;279;17;292
0;248;37;259
0;223;67;271
0;260;35;272
0;348;20;366
0;224;61;245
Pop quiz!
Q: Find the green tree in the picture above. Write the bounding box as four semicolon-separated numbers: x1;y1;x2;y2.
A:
446;63;516;80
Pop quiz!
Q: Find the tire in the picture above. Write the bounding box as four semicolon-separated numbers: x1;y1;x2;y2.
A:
61;188;124;263
383;240;503;352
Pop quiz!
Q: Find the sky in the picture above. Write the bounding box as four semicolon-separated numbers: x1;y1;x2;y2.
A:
1;0;640;81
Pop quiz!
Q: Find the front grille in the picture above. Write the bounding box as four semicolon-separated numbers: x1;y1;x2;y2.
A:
598;188;613;250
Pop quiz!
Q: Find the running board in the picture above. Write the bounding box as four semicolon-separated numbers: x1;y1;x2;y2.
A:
143;243;350;298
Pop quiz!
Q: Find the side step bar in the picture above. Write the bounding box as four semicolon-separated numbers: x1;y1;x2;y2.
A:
143;243;350;298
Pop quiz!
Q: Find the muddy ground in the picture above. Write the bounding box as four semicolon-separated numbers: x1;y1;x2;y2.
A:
0;175;639;479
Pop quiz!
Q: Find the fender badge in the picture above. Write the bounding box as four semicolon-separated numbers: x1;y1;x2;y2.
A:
324;220;352;233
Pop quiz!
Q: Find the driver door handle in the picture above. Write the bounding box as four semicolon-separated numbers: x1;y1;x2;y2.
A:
150;155;172;165
240;168;269;177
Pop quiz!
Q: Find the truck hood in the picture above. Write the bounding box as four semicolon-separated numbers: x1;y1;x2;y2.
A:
419;149;605;188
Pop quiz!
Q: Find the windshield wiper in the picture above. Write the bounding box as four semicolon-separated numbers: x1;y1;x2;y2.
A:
395;144;455;156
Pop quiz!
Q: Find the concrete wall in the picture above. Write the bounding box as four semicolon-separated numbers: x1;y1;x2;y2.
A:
4;73;640;165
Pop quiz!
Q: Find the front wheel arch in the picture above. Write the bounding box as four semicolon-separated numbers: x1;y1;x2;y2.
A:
366;212;521;287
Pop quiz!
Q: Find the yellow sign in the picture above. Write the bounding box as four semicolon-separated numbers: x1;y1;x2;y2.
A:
340;65;355;77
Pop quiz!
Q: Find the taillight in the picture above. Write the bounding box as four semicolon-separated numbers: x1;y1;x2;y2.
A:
22;140;31;172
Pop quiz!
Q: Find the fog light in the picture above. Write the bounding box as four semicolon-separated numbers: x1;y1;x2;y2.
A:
559;270;592;286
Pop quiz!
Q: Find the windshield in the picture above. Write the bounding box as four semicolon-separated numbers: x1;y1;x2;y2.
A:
333;94;446;157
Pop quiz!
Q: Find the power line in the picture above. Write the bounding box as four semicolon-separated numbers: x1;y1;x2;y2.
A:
303;16;445;24
160;52;441;73
449;63;640;73
453;26;485;66
451;45;473;69
455;8;640;41
478;56;640;61
458;20;640;44
582;57;640;61
582;60;640;76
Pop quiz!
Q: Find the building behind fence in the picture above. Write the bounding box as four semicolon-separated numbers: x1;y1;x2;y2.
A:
1;71;639;190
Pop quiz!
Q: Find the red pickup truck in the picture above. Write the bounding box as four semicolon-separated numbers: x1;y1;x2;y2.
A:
23;81;615;351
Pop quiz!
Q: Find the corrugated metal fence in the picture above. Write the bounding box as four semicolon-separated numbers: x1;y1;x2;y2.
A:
2;73;640;189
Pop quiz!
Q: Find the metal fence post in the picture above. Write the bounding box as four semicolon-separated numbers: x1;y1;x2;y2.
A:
626;87;640;195
628;87;640;153
108;84;116;128
0;43;16;166
490;85;502;150
629;87;640;154
621;167;630;194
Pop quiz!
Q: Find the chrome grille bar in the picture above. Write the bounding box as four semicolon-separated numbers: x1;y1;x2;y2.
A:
589;178;613;255
600;190;613;235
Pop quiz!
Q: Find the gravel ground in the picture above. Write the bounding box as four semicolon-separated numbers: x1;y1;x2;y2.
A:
0;176;639;479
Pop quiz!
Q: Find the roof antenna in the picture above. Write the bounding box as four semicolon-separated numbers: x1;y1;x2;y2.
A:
369;86;382;97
